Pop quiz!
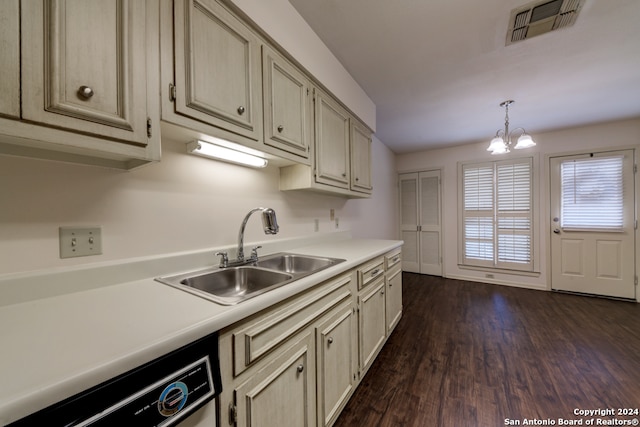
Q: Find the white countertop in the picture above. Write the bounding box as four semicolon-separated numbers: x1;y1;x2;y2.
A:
0;235;402;426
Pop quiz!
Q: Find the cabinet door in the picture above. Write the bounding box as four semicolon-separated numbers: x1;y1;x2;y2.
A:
350;120;373;193
234;332;316;427
358;276;386;377
386;267;403;333
0;1;19;118
173;0;262;141
315;90;350;189
316;302;357;427
21;0;149;145
263;45;311;159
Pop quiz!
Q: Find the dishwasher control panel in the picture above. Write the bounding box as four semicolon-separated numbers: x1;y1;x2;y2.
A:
9;332;222;427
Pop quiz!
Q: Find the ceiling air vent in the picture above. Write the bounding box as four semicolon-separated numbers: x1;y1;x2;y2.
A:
506;0;583;45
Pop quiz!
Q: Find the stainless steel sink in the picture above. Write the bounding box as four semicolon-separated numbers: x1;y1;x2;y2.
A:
156;253;345;305
254;253;343;274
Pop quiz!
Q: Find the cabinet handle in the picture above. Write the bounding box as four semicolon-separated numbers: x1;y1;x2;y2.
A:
297;364;304;373
78;86;94;99
277;125;284;133
328;337;334;344
237;106;245;115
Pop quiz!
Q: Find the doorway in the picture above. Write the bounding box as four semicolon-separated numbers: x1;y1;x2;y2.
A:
549;149;636;299
399;170;442;276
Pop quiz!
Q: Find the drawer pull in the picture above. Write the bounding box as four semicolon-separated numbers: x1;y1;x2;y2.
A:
78;85;94;99
370;269;381;277
391;256;400;263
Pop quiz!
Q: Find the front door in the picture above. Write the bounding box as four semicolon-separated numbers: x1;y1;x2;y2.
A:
549;150;636;299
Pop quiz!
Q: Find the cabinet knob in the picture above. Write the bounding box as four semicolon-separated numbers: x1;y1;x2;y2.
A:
78;86;94;99
237;106;245;115
328;337;334;344
355;177;360;181
342;173;346;177
297;364;304;373
381;290;385;295
277;125;284;133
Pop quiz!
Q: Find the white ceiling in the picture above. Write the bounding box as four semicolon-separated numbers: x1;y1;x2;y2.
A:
287;0;640;153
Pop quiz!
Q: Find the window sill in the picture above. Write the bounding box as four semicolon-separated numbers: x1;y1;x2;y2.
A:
457;264;541;278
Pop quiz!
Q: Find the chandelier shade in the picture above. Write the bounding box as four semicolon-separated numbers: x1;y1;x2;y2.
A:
487;100;536;154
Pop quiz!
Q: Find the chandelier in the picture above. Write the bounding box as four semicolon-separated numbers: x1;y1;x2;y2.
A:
486;100;536;154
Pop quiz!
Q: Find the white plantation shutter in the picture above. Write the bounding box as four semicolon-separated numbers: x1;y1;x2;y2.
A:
496;160;532;268
560;156;624;231
461;158;533;271
463;165;494;266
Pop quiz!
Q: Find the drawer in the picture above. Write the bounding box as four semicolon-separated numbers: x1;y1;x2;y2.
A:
357;256;384;290
232;273;352;376
385;249;402;270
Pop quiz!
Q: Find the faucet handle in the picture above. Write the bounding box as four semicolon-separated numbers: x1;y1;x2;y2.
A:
250;245;262;260
216;251;228;268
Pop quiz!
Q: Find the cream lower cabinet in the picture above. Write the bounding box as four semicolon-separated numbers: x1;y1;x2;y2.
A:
234;331;316;427
220;273;354;427
357;275;387;377
316;300;357;427
220;249;401;427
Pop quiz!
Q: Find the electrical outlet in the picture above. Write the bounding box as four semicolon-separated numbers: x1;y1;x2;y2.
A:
59;227;102;258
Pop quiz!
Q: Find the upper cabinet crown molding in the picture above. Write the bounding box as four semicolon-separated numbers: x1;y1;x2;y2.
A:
0;0;161;169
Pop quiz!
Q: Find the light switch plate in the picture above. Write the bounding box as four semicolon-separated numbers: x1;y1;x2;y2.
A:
59;227;102;258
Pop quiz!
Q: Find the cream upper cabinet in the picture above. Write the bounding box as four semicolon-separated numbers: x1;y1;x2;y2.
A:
315;89;351;189
0;1;19;118
172;0;262;141
262;45;312;160
350;119;373;194
21;0;151;146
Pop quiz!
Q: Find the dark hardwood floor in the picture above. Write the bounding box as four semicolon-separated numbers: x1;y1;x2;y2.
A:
334;273;640;427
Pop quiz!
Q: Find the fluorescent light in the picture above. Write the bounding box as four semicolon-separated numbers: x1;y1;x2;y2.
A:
186;140;268;168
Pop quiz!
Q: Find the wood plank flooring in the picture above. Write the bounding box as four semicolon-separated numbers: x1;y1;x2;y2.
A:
334;273;640;427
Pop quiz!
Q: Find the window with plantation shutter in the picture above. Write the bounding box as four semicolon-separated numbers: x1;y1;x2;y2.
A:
560;156;624;231
460;157;533;271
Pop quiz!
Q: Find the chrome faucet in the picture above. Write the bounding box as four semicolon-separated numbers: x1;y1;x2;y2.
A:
216;207;279;267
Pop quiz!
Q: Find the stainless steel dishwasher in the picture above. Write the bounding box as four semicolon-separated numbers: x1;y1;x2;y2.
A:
8;332;222;427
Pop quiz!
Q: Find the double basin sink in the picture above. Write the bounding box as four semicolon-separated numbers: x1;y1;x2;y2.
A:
156;253;345;305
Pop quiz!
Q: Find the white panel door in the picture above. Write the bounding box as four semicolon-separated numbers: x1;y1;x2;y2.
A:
399;173;419;273
550;150;636;299
398;170;442;275
419;170;442;275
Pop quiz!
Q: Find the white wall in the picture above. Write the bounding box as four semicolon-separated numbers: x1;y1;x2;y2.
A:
0;134;397;274
229;0;376;131
0;0;397;276
396;118;640;290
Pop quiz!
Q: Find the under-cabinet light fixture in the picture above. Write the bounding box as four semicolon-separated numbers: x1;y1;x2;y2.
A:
186;139;268;168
